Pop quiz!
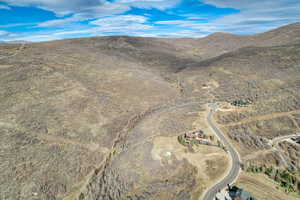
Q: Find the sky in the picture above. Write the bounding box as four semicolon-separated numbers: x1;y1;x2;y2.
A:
0;0;300;42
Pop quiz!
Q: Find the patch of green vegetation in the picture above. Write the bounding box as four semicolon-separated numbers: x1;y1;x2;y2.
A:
177;135;190;146
231;99;252;107
79;193;85;200
177;135;201;146
245;164;300;196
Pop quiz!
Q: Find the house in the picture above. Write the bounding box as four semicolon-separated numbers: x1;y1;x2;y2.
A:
228;185;256;200
198;139;210;145
184;130;205;140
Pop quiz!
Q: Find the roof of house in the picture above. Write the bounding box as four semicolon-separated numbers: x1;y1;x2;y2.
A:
229;186;256;200
185;130;204;137
239;190;256;200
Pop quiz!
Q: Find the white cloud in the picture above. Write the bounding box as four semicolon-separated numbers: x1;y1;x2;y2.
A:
27;0;179;28
0;0;179;31
2;0;180;19
155;20;191;25
202;0;300;11
0;5;10;9
90;15;152;33
117;0;181;10
157;30;206;38
0;30;9;36
186;16;206;20
4;15;153;42
53;29;96;36
0;30;15;37
8;34;61;42
0;23;35;28
203;0;261;9
91;15;147;26
1;0;107;16
0;28;96;42
38;17;80;28
201;0;300;33
35;1;130;27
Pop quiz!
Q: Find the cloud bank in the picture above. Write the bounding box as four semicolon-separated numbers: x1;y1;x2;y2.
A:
0;0;299;41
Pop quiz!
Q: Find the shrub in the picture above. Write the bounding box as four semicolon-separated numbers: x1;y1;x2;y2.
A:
178;135;189;146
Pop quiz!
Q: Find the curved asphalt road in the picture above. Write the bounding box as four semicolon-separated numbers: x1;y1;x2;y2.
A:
203;104;241;200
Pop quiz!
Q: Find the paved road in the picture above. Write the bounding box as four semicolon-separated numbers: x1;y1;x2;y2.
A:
203;104;241;200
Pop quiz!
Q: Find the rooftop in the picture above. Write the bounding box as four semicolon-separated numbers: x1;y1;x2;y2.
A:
229;186;256;200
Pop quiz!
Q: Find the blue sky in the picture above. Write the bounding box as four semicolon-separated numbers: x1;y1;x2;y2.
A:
0;0;300;42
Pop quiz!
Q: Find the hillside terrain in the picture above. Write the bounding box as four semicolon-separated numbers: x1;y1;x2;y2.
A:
0;23;300;200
